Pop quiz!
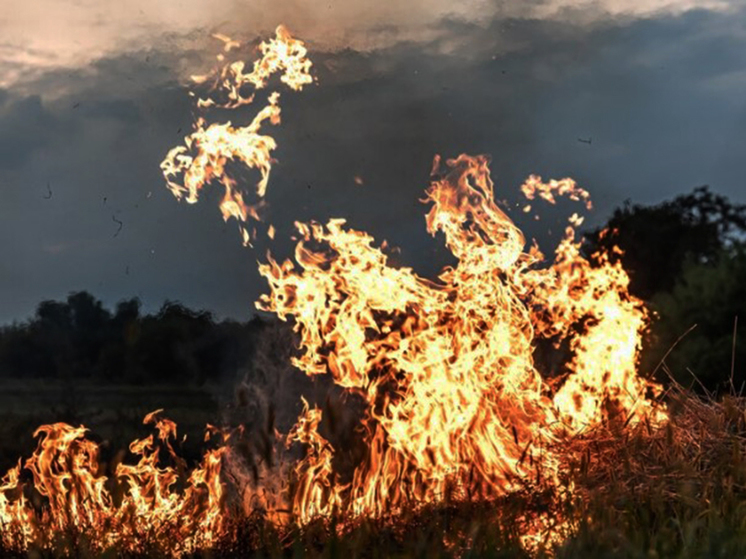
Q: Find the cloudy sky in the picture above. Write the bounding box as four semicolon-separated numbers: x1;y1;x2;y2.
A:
0;0;744;323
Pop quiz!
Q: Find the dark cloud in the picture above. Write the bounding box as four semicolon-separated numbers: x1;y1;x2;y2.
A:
0;95;59;169
0;6;744;323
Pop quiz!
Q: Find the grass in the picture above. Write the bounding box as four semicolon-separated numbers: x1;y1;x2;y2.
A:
4;383;746;558
0;382;220;473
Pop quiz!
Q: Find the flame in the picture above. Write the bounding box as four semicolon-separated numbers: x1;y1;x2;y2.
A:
520;174;592;210
256;153;665;526
0;412;228;556
161;25;314;246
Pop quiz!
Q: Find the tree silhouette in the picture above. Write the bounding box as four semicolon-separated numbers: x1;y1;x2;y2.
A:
584;187;746;392
584;186;746;299
0;292;263;386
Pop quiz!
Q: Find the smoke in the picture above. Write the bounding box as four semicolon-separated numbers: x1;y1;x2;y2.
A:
220;318;367;516
1;0;744;323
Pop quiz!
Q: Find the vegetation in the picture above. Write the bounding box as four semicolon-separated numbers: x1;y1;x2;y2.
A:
0;293;265;385
584;186;746;300
647;246;746;393
3;386;746;558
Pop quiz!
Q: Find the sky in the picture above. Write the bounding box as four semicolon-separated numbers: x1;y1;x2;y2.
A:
0;0;744;323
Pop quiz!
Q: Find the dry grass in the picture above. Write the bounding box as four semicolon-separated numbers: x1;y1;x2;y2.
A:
4;384;746;558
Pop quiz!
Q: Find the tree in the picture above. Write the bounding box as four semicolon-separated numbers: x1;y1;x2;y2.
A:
584;186;746;299
643;245;746;392
0;292;265;386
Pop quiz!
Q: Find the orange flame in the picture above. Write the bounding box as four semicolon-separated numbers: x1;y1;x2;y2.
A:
0;412;228;555
521;174;592;210
257;153;665;525
161;25;314;246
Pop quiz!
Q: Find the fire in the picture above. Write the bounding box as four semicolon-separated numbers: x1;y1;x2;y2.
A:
258;154;665;524
161;25;314;246
0;26;668;556
0;412;228;555
521;174;592;210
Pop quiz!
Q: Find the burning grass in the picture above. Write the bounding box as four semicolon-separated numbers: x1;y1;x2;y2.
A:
3;383;746;558
257;386;746;557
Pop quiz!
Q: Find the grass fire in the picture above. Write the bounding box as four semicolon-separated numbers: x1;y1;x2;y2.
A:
2;16;746;559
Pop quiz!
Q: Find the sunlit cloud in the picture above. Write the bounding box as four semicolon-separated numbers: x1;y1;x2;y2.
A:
0;0;735;90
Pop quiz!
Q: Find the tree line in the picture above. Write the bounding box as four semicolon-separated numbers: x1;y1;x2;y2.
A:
0;293;265;385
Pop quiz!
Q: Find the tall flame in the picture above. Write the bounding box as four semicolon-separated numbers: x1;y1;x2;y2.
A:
258;154;665;523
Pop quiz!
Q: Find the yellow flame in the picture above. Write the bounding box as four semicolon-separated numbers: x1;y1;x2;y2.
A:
521;174;592;210
0;413;228;556
161;25;314;245
257;154;665;523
